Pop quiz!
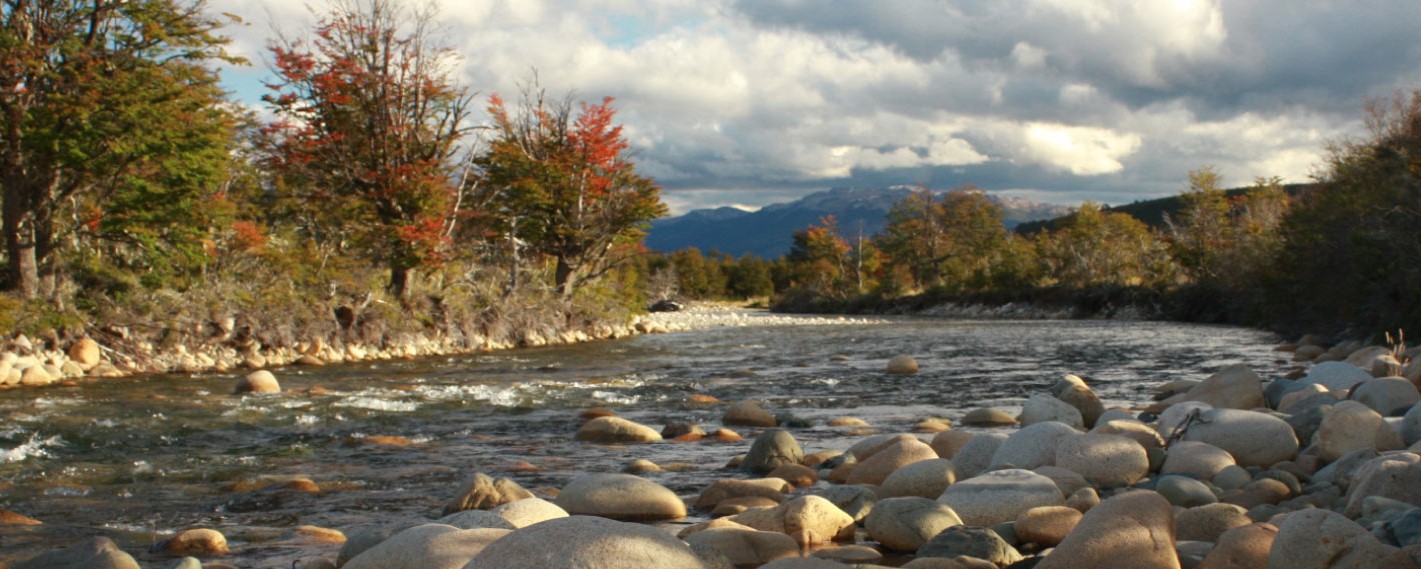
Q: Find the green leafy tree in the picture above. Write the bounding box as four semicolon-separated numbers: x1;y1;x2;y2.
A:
478;82;667;298
0;0;239;298
262;0;473;299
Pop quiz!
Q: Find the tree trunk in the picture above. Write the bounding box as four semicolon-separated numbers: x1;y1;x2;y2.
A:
555;256;575;298
388;264;410;300
2;181;39;298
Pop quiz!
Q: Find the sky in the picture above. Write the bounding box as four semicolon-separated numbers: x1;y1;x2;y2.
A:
208;0;1421;215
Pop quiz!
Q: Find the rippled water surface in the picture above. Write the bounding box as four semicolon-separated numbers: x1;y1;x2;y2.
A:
0;315;1286;567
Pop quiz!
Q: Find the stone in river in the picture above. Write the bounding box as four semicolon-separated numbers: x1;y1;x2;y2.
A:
165;558;203;569
11;537;140;569
1197;523;1277;569
767;463;818;488
158;528;229;557
813;485;877;522
1182;365;1265;410
847;437;938;486
1180;408;1299;468
553;473;686;521
1161;441;1237;480
1057;383;1106;429
727;495;856;546
1021;393;1085;430
68;338;101;369
989;421;1078;470
696;478;790;510
443;473;535;515
743;429;805;474
937;468;1065;527
879;458;957;499
887;355;919;374
574;416;662;443
724;401;779;427
1054;433;1149;487
1301;361;1372;394
864;496;964;552
1175;503;1251;542
683;527;798;567
0;508;41;525
1154;474;1219;508
1315;400;1405;461
1343;452;1421;518
961;407;1017;426
343;524;508;569
1350;376;1420;415
1015;505;1082;547
1036;490;1180;569
234;370;280;394
1267;509;1396;569
930;430;974;459
464;516;708;569
951;432;1007;479
437;509;516;530
915;525;1023;567
490;497;568;528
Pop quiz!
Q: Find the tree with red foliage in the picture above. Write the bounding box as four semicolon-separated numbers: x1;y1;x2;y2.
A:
477;81;666;298
262;0;472;299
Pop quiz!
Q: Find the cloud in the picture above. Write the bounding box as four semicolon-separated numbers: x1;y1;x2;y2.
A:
206;0;1421;212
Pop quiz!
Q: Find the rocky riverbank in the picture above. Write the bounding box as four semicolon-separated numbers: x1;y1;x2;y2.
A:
6;334;1421;568
0;302;881;390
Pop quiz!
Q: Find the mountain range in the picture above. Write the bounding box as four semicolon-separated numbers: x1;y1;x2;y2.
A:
645;186;1072;258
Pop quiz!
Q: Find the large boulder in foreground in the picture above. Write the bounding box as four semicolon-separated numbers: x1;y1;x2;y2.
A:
554;473;686;521
344;524;508;569
1315;400;1405;462
937;468;1064;527
1037;490;1180;569
463;516;708;569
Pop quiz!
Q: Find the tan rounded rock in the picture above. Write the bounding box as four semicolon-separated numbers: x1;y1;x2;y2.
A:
865;497;964;552
1161;441;1237;480
1315;400;1405;461
1267;508;1395;569
683;527;798;567
727;495;856;546
553;473;686;521
696;478;790;510
930;430;974;459
464;516;706;569
1180;408;1299;468
489;497;568;528
67;338;101;369
443;473;535;515
887;355;919;375
847;437;938;486
1055;433;1149;487
880;458;956;499
937;468;1065;527
1036;490;1181;569
724;401;778;427
575;416;662;443
1197;523;1277;569
234;370;280;394
1175;503;1251;542
1182;365;1264;410
162;528;229;557
961;407;1017;426
1016;505;1082;547
768;463;818;488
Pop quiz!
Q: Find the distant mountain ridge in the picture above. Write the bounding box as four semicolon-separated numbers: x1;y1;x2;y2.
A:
645;186;1071;258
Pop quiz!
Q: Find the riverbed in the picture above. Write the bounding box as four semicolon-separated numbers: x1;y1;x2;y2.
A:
0;311;1287;567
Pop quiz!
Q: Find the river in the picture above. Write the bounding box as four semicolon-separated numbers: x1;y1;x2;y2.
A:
0;313;1286;567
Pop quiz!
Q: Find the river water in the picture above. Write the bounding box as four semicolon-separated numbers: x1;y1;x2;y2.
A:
0;313;1286;567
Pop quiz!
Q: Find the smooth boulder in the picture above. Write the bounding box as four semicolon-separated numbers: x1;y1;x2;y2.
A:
887;355;919;375
743;429;805;474
443;473;535;515
1037;490;1181;569
575;416;662;443
1180;408;1299;468
846;437;938;486
235;370;280;394
1182;365;1265;410
989;421;1078;470
727;495;855;546
879;458;957;499
1315;400;1405;461
915;525;1022;567
1019;394;1084;430
684;527;798;567
724;401;778;427
1055;433;1149;487
937;468;1065;527
11;537;140;569
864;497;964;552
554;473;686;521
490;497;568;528
344;524;508;569
1267;509;1396;569
463;516;708;569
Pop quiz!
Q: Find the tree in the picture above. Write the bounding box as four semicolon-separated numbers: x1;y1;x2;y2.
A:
875;185;1010;293
786;215;851;298
1273;91;1421;333
1036;202;1174;290
262;0;473;299
0;0;238;298
478;82;667;298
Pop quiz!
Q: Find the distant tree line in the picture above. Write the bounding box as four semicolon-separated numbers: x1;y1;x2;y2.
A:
657;93;1421;336
0;0;664;334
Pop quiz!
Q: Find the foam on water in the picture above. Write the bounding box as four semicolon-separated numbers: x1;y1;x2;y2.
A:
1;433;64;463
335;396;420;412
